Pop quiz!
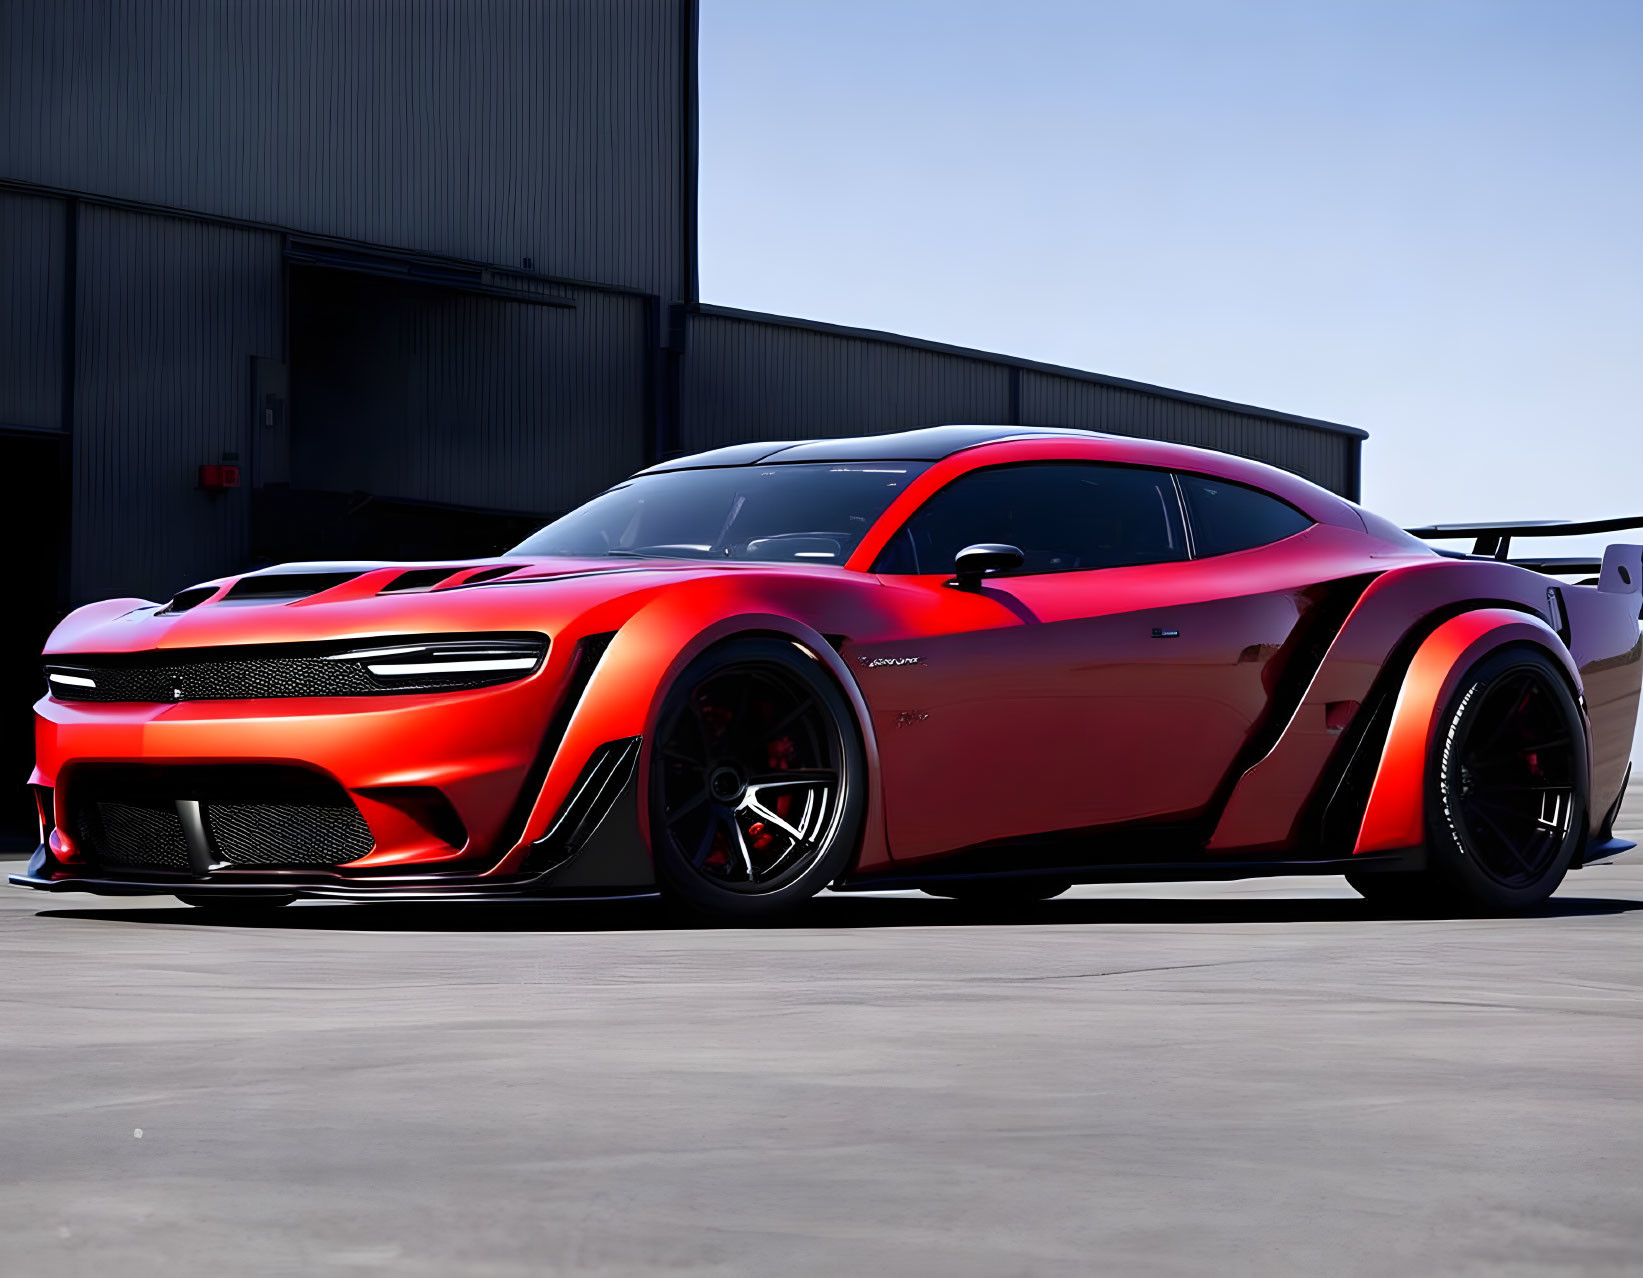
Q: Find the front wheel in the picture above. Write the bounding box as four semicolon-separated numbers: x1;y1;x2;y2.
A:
1349;645;1587;913
649;637;866;921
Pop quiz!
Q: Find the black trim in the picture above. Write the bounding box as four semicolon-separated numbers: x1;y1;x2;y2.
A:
1203;574;1379;842
12;849;1412;901
489;633;616;860
522;737;642;874
1593;760;1632;849
835;852;1415;893
1316;685;1399;857
8;865;658;903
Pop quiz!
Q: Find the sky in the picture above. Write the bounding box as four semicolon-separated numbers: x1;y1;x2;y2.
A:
697;0;1642;559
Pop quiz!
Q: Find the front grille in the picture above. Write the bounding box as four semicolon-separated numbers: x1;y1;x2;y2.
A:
45;633;546;703
207;801;373;867
56;656;381;702
68;765;377;872
78;798;193;870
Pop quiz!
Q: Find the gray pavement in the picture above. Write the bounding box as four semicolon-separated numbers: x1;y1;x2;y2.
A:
4;790;1643;1277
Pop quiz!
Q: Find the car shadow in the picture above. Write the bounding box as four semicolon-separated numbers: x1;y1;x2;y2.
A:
35;890;1643;933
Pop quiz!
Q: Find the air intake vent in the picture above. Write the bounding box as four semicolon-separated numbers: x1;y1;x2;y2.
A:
69;764;376;871
379;568;456;593
459;565;522;586
160;586;217;614
225;572;359;601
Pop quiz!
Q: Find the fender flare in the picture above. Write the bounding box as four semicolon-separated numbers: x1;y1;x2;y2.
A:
510;596;888;876
1353;608;1586;856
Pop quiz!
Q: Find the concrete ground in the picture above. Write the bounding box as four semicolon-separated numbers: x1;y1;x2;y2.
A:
3;790;1642;1277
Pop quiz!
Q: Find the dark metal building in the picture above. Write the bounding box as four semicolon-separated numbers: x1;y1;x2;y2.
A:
0;0;1364;813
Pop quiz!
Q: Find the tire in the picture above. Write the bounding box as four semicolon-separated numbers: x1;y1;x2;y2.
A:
175;892;297;911
1347;645;1587;913
922;879;1073;904
649;637;867;921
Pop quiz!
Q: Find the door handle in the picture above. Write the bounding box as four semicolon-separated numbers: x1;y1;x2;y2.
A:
1151;627;1180;639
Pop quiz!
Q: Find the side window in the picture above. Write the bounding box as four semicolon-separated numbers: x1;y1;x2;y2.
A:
872;463;1187;575
1177;474;1312;556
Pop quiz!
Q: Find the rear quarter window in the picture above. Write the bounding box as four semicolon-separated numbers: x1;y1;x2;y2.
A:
1178;474;1312;557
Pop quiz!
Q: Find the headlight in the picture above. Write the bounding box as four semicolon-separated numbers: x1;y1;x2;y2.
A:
327;638;548;683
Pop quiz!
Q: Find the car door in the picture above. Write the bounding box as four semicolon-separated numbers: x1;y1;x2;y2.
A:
853;462;1326;864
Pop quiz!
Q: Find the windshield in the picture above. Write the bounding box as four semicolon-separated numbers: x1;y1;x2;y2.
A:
509;462;929;564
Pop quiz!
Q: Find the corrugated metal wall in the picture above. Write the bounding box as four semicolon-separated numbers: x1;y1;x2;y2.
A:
0;0;689;298
1019;373;1356;497
680;308;1362;497
288;269;648;519
72;206;283;603
3;0;1365;612
679;312;1013;448
0;191;66;432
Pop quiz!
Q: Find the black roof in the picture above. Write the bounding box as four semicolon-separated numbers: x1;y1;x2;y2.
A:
638;425;1107;474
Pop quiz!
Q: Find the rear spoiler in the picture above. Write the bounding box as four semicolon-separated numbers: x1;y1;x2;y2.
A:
1406;516;1643;576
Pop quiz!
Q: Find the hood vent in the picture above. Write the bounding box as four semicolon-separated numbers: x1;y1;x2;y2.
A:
460;565;522;586
159;586;217;615
379;568;457;594
224;571;360;601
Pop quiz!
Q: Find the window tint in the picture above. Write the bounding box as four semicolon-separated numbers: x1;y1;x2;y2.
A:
510;463;927;563
1177;474;1311;556
872;463;1187;575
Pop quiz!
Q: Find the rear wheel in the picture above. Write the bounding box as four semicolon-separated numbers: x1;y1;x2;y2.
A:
1348;646;1587;913
649;637;866;921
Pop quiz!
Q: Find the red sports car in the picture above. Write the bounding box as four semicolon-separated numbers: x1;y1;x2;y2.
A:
12;426;1642;918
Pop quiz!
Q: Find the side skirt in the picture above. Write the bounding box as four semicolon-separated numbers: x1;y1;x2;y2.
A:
834;851;1418;893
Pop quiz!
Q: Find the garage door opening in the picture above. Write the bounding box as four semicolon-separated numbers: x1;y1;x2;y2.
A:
0;433;67;846
255;265;646;565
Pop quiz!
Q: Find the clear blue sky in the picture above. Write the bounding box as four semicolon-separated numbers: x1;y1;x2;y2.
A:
698;0;1642;551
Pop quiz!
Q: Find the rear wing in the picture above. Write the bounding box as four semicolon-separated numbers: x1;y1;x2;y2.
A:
1405;516;1643;576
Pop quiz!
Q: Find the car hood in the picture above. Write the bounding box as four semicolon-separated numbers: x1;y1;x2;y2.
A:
44;556;821;655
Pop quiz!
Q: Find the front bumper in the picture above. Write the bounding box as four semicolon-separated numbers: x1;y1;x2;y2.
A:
12;734;653;900
24;624;658;897
34;674;559;875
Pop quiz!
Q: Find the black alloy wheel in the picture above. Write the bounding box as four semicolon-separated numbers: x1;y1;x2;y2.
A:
650;637;865;920
1349;645;1587;912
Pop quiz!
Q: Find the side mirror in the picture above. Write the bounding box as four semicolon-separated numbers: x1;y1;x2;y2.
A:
950;543;1024;590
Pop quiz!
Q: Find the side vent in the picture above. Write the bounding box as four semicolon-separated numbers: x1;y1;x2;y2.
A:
523;737;642;873
1317;692;1397;855
492;633;616;856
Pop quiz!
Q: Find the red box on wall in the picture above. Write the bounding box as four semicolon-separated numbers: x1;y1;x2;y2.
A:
198;464;240;490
